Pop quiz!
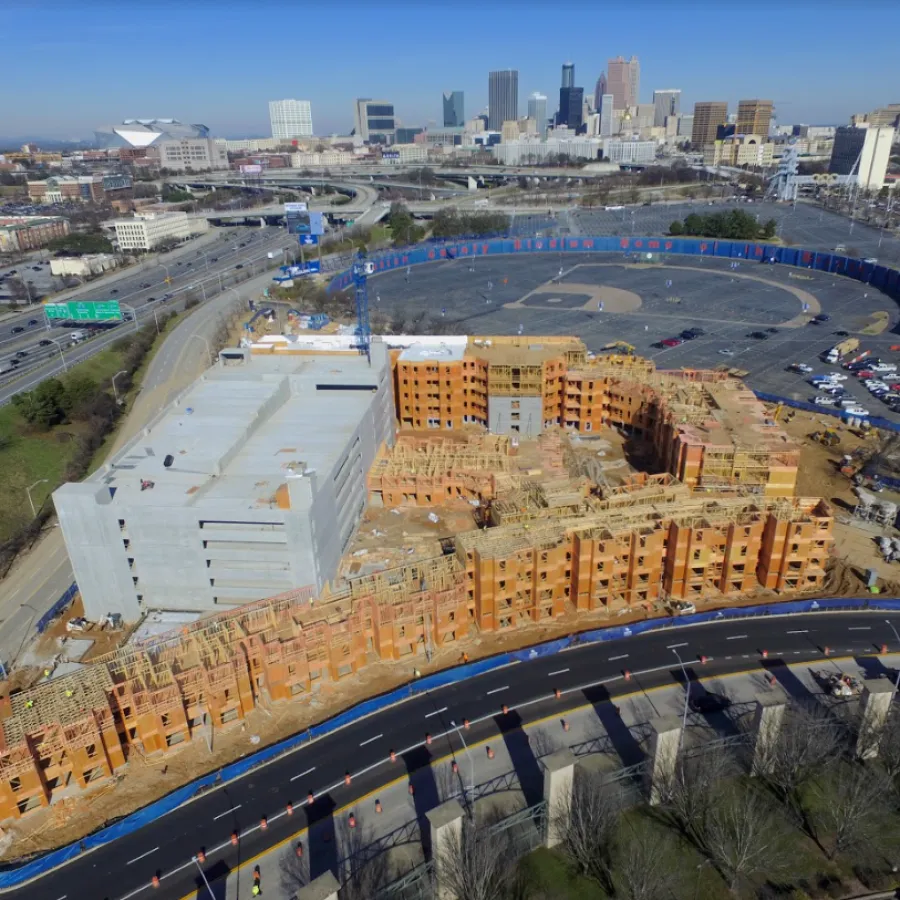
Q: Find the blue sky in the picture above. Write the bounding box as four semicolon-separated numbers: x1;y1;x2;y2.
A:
3;0;899;140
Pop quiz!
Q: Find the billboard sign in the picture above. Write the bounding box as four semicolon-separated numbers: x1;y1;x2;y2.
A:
281;261;321;277
286;207;325;236
382;151;400;160
45;300;122;321
240;164;263;175
299;234;319;246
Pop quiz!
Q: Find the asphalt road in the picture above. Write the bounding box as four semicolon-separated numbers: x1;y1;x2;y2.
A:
9;610;900;900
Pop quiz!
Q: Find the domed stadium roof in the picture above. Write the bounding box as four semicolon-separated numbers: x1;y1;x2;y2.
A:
94;119;210;149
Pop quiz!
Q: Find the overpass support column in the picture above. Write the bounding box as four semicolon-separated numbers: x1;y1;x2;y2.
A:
259;217;265;228
541;748;576;848
751;693;787;776
295;870;340;900
427;798;465;900
644;715;681;806
857;679;895;760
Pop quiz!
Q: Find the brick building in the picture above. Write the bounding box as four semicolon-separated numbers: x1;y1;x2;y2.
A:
0;216;69;252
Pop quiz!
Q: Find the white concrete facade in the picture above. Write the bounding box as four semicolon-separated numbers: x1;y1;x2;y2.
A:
54;345;395;620
156;138;228;172
112;212;193;250
269;99;314;140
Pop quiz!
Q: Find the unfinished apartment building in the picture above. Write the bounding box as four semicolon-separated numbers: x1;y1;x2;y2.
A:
392;337;799;497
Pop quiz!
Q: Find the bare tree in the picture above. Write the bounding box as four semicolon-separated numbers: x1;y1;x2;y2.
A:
528;726;563;759
704;787;787;894
437;818;519;900
876;708;900;782
660;744;731;846
811;764;891;860
553;769;623;891
335;816;392;900
613;823;680;900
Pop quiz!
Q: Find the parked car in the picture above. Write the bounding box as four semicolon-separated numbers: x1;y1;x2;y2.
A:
814;313;831;322
789;363;814;374
661;337;683;347
718;348;735;356
747;331;769;340
813;396;836;406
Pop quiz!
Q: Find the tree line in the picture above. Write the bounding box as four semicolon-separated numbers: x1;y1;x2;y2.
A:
431;206;511;240
669;210;777;241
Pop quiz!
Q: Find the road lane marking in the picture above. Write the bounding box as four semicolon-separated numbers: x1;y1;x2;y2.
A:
425;707;448;718
667;642;688;649
290;768;315;782
848;627;871;631
548;669;570;676
608;654;629;662
360;734;383;747
486;686;508;695
126;847;159;865
787;630;808;634
726;635;748;640
212;805;241;821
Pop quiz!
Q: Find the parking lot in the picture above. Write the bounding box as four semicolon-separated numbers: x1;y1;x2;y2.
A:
370;248;900;423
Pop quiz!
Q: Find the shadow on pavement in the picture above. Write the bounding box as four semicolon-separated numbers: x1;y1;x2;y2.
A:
762;659;815;702
582;683;645;768
196;858;231;900
402;745;438;855
306;793;338;881
495;709;543;809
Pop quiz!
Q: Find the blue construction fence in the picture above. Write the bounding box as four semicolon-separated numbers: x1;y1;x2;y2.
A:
753;390;900;435
326;236;900;310
35;583;78;635
4;593;900;888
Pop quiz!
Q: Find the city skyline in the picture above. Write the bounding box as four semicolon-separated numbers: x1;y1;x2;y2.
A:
3;1;900;141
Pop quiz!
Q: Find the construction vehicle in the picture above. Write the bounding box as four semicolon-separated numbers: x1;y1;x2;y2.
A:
811;430;840;447
600;341;635;355
824;337;859;364
824;671;863;698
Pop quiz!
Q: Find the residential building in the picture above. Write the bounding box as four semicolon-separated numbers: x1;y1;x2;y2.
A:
603;139;657;164
291;151;353;168
599;94;615;137
703;135;774;168
607;56;639;109
111;211;193;251
0;216;69;253
791;125;836;140
492;138;602;165
653;90;681;128
415;128;465;147
389;144;429;163
488;70;518;131
829;125;895;190
736;100;774;137
26;174;132;204
156;138;228;172
501;120;520;143
594;72;607;111
215;137;284;153
443;91;465;128
54;343;395;619
691;102;728;147
353;99;396;143
268;99;314;140
527;92;548;137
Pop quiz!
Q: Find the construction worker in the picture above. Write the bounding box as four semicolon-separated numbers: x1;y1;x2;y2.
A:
461;652;469;664
24;699;34;709
65;689;73;698
251;884;261;896
413;668;421;679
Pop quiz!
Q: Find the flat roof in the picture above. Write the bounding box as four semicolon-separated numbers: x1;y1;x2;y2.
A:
398;341;466;363
86;349;385;513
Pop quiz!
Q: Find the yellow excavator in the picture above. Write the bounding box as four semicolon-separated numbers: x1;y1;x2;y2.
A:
600;341;635;355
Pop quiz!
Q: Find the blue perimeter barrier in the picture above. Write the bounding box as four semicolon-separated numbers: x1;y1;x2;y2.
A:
325;235;900;307
4;593;900;887
36;583;78;635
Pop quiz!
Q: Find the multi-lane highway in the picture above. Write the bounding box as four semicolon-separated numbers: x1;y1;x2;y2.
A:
7;610;899;900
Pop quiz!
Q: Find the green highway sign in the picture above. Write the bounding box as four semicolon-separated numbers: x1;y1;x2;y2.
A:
44;300;122;322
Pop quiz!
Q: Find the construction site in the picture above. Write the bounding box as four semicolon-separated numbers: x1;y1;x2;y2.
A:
0;337;836;830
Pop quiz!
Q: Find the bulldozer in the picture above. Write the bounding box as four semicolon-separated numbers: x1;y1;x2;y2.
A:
811;430;840;447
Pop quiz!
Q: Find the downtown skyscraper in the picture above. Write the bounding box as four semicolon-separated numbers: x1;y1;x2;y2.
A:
488;70;518;131
606;56;640;110
443;91;465;128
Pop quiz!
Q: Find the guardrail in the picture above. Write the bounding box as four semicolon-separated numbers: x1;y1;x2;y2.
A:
1;594;897;888
325;235;900;311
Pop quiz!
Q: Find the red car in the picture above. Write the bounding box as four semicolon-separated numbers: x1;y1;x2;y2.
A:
661;338;684;348
856;370;874;379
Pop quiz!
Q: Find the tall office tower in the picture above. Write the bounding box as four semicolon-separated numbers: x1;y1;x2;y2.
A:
594;72;607;111
736;99;774;136
691;101;728;146
599;94;615;137
268;99;314;140
606;56;640;109
488;70;519;131
443;91;465;128
557;87;584;130
561;62;575;89
829;125;895;190
652;89;681;128
527;92;548;137
353;99;396;143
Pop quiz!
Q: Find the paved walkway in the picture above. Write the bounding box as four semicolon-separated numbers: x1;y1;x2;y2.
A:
182;652;894;900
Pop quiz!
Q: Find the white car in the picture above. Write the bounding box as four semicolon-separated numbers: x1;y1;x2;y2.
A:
813;396;836;406
870;364;897;373
821;385;845;395
844;406;869;416
826;373;848;381
790;363;814;374
718;348;735;356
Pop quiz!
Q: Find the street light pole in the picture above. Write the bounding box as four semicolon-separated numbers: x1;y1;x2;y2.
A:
884;619;900;698
449;720;475;821
190;334;213;366
47;338;68;372
112;369;128;404
26;479;48;517
122;304;138;332
672;648;691;751
191;856;215;900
